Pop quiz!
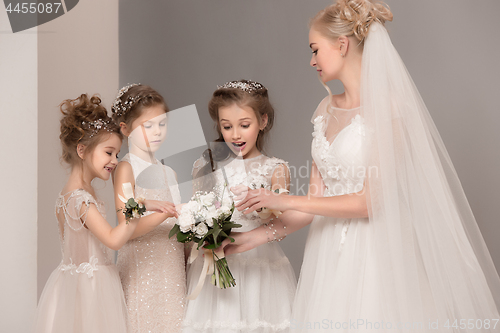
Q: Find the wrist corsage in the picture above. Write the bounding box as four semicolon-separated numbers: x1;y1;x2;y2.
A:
117;182;146;224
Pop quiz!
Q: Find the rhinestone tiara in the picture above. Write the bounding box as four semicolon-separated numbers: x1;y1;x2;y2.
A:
111;83;141;118
81;118;113;138
216;80;265;93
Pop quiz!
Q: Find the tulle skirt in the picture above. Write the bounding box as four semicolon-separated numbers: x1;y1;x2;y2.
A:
292;215;379;332
183;243;297;333
292;215;500;332
33;263;128;333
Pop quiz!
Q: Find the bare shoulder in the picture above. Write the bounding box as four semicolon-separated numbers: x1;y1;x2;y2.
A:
113;160;134;183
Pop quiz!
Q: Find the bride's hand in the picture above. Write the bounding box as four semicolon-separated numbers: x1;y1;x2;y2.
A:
142;200;178;218
231;185;291;214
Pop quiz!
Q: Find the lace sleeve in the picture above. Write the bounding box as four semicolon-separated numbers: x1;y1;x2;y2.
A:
64;190;98;231
310;96;330;123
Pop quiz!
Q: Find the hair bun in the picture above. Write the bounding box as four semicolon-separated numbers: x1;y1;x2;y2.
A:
59;94;119;164
311;0;392;45
60;94;108;128
340;0;392;41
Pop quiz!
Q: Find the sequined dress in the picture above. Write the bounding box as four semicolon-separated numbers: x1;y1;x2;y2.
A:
183;154;297;333
116;153;186;333
33;189;129;333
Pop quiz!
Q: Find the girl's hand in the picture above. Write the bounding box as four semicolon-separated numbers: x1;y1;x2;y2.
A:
142;200;178;218
231;185;291;214
176;203;185;214
221;229;267;255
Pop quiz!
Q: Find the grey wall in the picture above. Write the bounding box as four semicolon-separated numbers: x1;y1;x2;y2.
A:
119;0;500;276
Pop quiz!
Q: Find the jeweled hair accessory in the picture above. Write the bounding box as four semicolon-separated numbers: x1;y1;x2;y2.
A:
81;118;113;138
216;80;265;93
111;83;141;118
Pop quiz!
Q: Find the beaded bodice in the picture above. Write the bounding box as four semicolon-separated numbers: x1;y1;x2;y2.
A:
117;153;186;333
122;153;181;231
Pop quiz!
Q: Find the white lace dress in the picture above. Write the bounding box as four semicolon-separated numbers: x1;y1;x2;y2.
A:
33;189;129;333
291;98;371;331
116;153;186;333
183;154;297;333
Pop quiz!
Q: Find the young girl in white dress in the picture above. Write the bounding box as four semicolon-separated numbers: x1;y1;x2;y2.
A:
183;80;297;333
111;84;186;333
226;1;500;332
33;94;154;332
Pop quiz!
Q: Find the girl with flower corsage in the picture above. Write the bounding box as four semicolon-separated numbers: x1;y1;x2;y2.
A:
33;94;154;333
183;80;297;333
111;84;185;333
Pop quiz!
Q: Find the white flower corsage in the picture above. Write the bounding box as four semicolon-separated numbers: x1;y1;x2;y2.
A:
117;182;146;224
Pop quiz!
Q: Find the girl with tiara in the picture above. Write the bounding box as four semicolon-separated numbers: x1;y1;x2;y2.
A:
33;94;151;332
183;80;297;333
111;84;185;333
226;1;500;332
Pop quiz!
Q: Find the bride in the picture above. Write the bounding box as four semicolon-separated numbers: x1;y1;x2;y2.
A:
223;0;500;331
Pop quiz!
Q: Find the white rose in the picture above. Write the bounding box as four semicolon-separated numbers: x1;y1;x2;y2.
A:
221;195;232;210
180;223;194;233
195;222;208;238
132;210;140;219
197;206;208;220
205;206;217;227
185;200;201;213
178;213;195;233
201;192;215;207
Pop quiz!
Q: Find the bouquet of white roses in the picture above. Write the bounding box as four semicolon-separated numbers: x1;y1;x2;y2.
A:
169;185;241;298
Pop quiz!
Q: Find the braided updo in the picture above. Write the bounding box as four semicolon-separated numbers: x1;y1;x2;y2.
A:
59;94;122;165
111;84;168;127
310;0;393;46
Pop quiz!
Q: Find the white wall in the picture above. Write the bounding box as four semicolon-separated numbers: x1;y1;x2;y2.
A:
1;1;119;330
37;0;119;301
0;9;38;333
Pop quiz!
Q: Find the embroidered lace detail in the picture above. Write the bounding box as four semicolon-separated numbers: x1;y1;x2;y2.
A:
339;221;350;251
311;112;367;252
183;318;290;332
312;114;365;196
60;256;99;278
312;115;341;181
